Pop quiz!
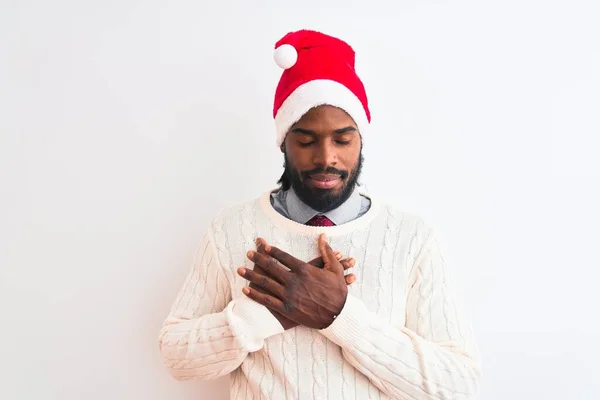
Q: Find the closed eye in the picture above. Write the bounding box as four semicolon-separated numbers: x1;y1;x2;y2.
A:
297;141;315;147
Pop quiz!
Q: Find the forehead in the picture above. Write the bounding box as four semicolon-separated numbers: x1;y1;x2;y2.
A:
293;105;357;130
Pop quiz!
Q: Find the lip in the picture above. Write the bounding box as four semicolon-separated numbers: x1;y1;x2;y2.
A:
307;174;341;189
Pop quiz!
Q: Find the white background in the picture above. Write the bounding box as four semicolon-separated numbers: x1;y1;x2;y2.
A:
1;0;599;399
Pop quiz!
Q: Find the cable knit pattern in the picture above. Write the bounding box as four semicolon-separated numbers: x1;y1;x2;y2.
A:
158;190;481;399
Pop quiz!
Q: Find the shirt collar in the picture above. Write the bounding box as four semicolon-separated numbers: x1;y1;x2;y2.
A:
286;186;362;225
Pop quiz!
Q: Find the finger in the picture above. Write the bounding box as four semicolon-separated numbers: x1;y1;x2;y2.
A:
255;240;276;275
250;266;271;289
251;261;285;288
253;240;269;275
249;282;267;294
238;267;285;298
345;273;356;285
340;258;355;270
309;253;347;269
256;237;269;254
246;250;290;283
264;244;305;272
242;287;287;314
318;234;331;265
248;265;269;294
318;234;343;273
252;264;265;274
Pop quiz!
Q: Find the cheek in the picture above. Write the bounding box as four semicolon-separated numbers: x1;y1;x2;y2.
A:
286;153;311;175
340;147;361;169
287;148;314;168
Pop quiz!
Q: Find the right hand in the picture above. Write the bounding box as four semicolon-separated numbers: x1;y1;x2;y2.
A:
250;239;356;330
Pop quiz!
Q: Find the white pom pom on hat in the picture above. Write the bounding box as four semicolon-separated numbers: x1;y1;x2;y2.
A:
273;44;298;69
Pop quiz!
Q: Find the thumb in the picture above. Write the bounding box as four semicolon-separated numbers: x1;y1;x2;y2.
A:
318;234;343;274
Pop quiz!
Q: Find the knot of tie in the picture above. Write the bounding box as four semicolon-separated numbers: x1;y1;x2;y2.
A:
305;215;335;227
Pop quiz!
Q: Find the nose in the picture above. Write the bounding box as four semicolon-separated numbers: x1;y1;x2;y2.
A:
312;141;337;167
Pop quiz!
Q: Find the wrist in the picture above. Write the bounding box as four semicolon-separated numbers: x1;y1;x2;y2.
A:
319;294;370;346
226;296;285;351
324;286;348;329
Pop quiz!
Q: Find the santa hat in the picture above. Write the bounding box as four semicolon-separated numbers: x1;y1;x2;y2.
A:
272;30;371;147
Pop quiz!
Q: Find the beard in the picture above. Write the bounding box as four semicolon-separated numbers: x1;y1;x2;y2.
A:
280;152;364;213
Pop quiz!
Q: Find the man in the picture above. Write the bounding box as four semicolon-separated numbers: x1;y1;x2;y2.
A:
158;29;481;399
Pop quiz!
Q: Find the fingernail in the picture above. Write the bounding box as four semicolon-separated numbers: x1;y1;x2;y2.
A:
237;267;246;276
242;287;250;295
349;258;355;267
247;251;254;258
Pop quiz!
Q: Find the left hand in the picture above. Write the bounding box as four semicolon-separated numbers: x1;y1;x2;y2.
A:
247;240;353;331
238;234;348;330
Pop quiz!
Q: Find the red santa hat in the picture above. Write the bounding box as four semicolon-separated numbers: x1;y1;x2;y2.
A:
272;30;371;147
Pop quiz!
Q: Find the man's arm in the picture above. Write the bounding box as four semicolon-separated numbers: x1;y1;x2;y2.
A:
158;233;284;381
320;227;481;400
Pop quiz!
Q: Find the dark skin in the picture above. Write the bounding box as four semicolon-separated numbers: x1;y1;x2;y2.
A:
248;238;356;330
284;105;361;195
239;105;362;330
240;234;349;330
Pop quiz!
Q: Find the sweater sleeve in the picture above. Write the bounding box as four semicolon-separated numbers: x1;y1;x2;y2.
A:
158;233;284;381
320;226;481;399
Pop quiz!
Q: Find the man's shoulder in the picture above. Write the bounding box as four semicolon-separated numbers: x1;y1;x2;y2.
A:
375;198;428;225
373;200;443;267
205;192;267;232
374;198;435;240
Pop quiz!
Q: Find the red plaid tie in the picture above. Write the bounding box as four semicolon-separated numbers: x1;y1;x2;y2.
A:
305;215;336;227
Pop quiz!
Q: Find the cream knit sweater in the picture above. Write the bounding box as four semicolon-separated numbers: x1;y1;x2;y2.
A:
158;191;481;399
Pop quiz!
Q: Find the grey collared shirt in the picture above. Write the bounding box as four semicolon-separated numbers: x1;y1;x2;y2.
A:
270;186;371;225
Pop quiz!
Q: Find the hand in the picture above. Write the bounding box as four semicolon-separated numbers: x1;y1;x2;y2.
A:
239;234;348;330
247;238;356;330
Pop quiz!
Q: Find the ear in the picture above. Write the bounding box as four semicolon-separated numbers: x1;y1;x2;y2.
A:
280;140;286;153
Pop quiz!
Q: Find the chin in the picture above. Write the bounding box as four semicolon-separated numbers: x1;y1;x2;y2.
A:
306;185;348;210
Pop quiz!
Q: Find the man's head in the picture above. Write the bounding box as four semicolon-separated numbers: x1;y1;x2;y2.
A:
271;30;370;212
278;105;363;212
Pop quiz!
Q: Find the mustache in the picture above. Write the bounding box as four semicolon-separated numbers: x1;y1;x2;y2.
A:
300;167;349;180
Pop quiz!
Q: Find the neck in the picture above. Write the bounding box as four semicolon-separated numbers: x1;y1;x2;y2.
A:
261;189;379;236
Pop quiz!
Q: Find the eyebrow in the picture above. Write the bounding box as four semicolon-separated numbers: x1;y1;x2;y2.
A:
291;126;357;135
